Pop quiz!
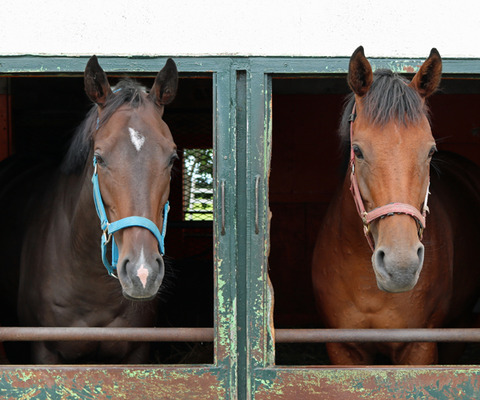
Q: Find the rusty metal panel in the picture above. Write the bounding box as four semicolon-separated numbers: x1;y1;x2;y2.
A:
254;367;480;399
0;366;227;399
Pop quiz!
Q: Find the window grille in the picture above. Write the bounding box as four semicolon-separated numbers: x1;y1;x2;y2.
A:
183;148;213;221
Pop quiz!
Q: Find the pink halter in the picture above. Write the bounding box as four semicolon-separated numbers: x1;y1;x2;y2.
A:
349;104;429;251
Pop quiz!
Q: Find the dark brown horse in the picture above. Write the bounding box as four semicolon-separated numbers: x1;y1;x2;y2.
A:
312;47;480;364
0;56;178;363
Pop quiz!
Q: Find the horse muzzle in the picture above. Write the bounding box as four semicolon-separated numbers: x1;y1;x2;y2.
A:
118;251;165;301
372;242;425;293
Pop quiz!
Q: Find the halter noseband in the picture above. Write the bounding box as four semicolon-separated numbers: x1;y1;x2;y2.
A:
91;156;170;277
349;103;429;251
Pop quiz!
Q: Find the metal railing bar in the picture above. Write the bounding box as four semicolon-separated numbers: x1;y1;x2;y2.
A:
0;327;214;342
275;329;480;343
2;327;480;343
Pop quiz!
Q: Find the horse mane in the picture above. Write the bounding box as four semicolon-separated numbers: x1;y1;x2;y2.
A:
339;69;429;146
61;79;150;174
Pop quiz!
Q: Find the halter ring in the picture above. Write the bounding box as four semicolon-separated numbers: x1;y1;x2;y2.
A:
103;228;112;245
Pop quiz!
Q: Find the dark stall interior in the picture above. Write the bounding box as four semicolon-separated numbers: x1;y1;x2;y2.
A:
269;75;480;364
2;72;480;365
0;74;214;364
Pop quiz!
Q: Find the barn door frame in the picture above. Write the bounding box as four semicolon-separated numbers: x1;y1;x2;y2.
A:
244;57;480;399
1;56;480;399
0;57;240;400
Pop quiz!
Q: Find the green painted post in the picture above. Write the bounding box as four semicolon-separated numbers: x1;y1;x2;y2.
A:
213;64;240;399
235;69;248;400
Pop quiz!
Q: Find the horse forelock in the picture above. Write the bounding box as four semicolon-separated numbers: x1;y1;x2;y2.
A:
339;69;430;146
61;79;151;174
363;70;428;127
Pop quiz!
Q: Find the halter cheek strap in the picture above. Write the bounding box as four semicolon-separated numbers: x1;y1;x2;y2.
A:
349;103;429;251
91;156;170;276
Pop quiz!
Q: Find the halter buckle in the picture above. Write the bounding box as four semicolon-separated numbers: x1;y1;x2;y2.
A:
361;212;368;225
103;227;112;245
418;226;424;239
362;212;370;235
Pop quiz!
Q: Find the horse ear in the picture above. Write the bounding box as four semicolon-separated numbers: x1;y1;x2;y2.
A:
84;55;112;107
409;48;442;98
348;46;373;97
149;58;178;106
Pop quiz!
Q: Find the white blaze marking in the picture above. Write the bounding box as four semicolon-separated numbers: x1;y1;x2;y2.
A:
137;265;149;288
136;248;149;288
129;127;145;152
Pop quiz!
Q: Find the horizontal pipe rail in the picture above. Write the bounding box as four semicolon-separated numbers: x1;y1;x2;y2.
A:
275;329;480;343
0;327;214;342
1;327;480;343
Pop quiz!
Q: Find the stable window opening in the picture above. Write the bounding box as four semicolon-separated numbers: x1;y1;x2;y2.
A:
0;74;215;365
270;74;480;366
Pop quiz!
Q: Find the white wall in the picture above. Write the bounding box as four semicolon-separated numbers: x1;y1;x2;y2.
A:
1;0;479;58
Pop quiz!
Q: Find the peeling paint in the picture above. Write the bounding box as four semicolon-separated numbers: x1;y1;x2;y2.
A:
254;368;480;399
403;65;416;73
0;367;227;399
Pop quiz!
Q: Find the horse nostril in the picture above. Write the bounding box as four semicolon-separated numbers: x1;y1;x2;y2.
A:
376;249;385;262
156;257;165;281
117;258;130;281
417;243;425;265
374;249;389;277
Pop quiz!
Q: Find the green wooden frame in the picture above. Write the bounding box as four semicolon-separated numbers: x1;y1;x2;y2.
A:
1;56;480;399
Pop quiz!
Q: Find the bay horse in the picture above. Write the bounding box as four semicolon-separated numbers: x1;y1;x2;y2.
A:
0;56;178;363
312;46;480;365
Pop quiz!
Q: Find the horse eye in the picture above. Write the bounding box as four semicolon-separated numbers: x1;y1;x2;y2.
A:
352;144;364;159
428;146;437;158
168;153;179;167
95;154;106;167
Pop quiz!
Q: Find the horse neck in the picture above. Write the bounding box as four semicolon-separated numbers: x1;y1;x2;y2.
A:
48;163;128;311
334;173;373;256
67;163;104;270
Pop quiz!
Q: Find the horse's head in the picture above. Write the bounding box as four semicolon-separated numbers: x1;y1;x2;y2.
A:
346;46;442;293
84;56;178;300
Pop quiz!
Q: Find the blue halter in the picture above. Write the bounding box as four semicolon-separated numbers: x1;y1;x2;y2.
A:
91;156;169;276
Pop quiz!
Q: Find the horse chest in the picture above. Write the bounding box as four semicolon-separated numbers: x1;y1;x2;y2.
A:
44;325;137;363
61;341;129;360
41;303;146;363
323;274;434;328
53;301;125;327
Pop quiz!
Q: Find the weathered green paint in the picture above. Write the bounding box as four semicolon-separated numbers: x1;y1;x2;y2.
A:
212;65;239;398
1;55;480;75
263;75;275;369
0;366;227;399
235;69;249;400
253;367;480;399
